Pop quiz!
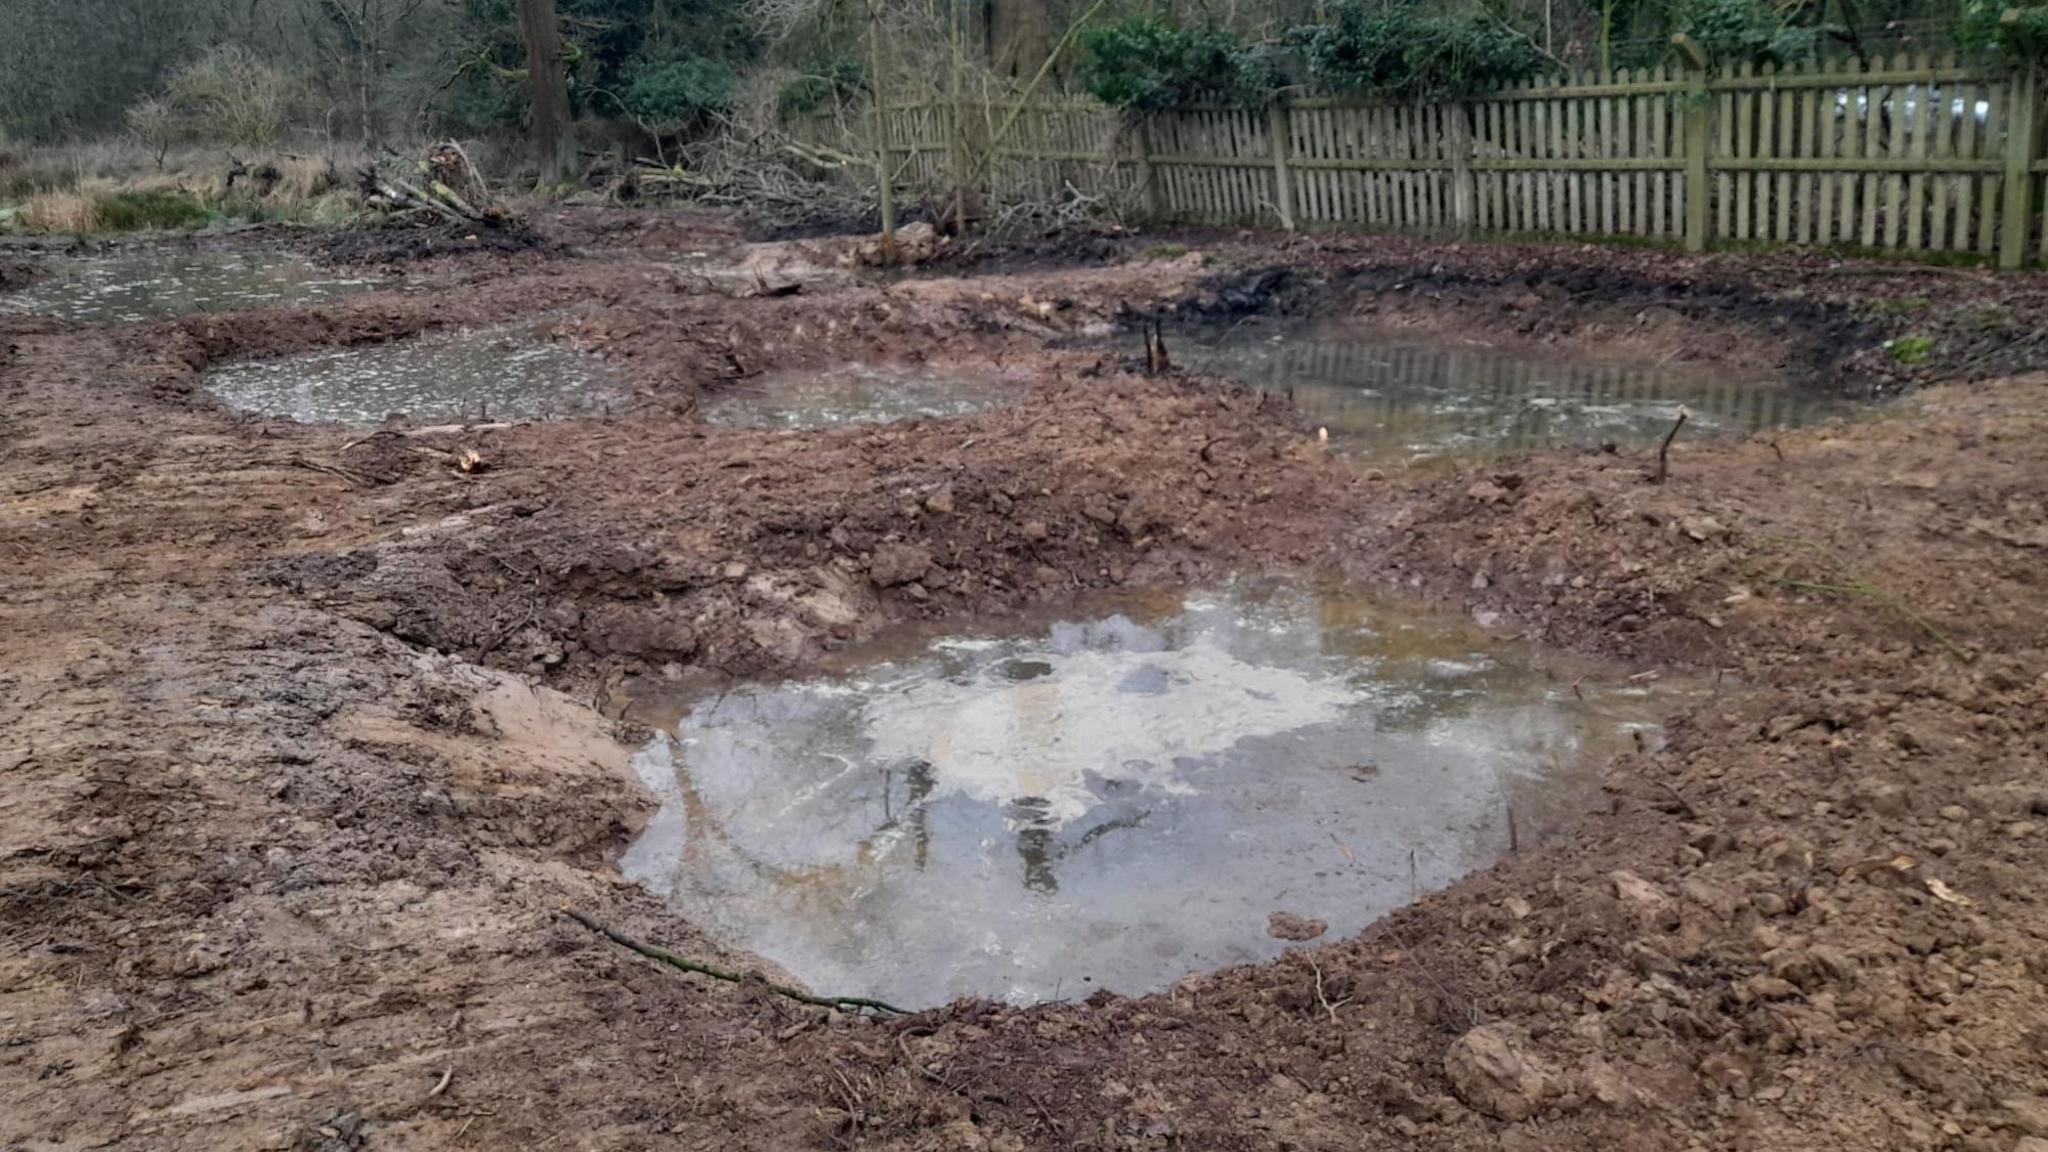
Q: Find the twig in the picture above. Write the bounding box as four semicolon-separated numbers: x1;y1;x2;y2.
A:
1654;780;1700;820
1653;405;1691;484
1307;957;1352;1024
286;456;372;487
560;909;907;1015
429;1068;452;1098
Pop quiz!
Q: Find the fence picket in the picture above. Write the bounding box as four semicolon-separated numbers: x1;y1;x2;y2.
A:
1906;53;1931;249
1810;59;1826;241
1952;63;1978;250
1775;64;1795;242
1884;54;1909;247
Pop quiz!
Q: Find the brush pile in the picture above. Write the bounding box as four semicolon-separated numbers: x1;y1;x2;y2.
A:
357;140;509;229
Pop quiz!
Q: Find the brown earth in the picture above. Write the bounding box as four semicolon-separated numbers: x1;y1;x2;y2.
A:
4;213;2048;1152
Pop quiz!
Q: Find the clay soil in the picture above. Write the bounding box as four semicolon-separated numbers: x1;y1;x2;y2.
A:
5;211;2048;1152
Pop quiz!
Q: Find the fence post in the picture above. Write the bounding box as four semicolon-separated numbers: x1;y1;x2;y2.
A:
1675;35;1711;252
1451;101;1476;237
1268;102;1298;231
1131;115;1161;221
1999;62;2040;270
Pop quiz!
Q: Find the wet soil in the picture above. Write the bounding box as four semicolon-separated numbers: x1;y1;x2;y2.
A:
5;214;2048;1152
314;219;564;267
0;257;43;291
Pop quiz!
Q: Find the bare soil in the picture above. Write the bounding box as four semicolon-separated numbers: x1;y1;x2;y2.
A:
5;214;2048;1152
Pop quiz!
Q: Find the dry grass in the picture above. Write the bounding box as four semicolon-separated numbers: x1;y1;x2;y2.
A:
17;190;101;233
0;138;399;233
277;154;338;202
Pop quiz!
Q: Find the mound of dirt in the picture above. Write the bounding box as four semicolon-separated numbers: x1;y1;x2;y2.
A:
317;219;563;266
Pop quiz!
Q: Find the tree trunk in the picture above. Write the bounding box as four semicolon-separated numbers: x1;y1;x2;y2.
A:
987;0;1051;81
516;0;577;185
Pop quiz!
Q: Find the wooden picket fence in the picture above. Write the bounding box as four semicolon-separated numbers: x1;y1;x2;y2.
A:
789;55;2048;267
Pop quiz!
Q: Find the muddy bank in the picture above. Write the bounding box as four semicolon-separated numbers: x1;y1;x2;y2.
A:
314;219;565;267
5;217;2048;1152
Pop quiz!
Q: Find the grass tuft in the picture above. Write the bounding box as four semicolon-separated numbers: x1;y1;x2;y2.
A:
94;187;209;231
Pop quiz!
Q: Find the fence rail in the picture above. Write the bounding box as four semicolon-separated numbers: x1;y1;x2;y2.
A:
787;54;2048;268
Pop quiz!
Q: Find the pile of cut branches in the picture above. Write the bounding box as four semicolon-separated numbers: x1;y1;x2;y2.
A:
357;140;513;229
612;117;875;232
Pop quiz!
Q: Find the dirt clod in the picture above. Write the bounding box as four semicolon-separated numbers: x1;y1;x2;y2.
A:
1445;1023;1557;1121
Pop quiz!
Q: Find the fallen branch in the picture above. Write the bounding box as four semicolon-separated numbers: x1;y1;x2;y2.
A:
560;909;908;1015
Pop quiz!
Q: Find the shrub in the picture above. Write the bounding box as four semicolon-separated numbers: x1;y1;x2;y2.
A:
93;187;208;231
1299;2;1545;99
165;46;293;149
1082;18;1287;110
1669;0;1828;65
1959;0;2048;63
617;49;739;128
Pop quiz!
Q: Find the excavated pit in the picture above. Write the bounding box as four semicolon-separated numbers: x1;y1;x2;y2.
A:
619;580;1693;1010
1180;321;1862;461
0;246;383;324
201;322;625;425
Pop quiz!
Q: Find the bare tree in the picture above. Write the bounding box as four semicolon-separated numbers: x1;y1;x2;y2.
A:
517;0;578;183
311;0;429;144
988;0;1051;79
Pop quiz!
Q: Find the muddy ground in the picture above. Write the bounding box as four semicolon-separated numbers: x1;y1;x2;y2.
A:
4;211;2048;1152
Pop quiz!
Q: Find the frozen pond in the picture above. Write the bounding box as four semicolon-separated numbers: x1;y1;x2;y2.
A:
1182;324;1856;461
204;324;622;426
622;581;1692;1009
0;247;381;324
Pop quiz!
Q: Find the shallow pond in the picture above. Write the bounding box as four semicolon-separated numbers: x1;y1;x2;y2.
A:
701;364;1017;429
1182;324;1857;461
204;324;622;426
622;581;1692;1010
0;247;381;324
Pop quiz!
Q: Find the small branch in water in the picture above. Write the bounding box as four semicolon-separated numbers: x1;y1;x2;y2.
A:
1653;406;1691;484
1507;805;1519;852
560;909;908;1015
